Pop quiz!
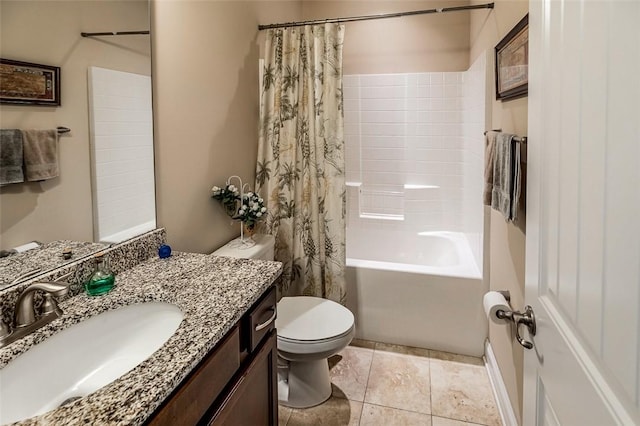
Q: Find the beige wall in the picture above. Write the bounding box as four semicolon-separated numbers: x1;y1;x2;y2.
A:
469;0;528;423
151;1;301;254
302;0;471;74
0;1;150;249
151;0;467;254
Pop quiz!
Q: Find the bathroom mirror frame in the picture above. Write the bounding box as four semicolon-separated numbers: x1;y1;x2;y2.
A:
0;0;154;290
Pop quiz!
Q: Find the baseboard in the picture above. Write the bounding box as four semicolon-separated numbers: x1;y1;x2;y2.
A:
484;340;519;426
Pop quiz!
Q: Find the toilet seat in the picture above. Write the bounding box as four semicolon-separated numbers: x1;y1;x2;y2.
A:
276;296;354;341
276;296;355;355
277;328;354;356
278;328;353;344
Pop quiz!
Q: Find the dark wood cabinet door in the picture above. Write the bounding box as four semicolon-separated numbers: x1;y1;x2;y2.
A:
207;330;278;426
147;327;240;426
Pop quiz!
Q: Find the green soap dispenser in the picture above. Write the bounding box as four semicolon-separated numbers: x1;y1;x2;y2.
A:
85;252;115;296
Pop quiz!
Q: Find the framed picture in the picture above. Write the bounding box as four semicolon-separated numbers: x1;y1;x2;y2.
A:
0;58;61;106
495;14;528;101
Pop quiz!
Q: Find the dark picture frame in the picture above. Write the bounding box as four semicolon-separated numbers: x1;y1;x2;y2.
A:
0;58;61;106
495;14;528;101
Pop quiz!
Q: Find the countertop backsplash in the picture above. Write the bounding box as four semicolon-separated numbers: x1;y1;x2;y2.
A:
0;228;167;326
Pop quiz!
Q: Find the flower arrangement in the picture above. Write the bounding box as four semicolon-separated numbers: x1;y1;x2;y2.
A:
211;184;240;217
236;192;267;230
211;179;267;233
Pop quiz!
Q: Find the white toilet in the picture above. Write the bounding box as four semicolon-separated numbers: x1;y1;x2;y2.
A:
212;234;355;408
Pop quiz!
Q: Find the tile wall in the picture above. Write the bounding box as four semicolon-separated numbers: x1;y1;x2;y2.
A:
344;54;487;270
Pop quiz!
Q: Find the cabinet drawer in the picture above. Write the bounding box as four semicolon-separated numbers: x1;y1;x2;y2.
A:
147;326;240;426
248;287;276;352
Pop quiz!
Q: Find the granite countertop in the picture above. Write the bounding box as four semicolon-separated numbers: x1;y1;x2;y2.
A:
0;252;283;426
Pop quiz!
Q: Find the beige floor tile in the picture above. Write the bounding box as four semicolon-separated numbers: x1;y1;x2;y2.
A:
364;349;431;414
286;396;363;426
430;358;501;426
360;404;432;426
279;405;293;426
329;345;374;401
432;415;485;426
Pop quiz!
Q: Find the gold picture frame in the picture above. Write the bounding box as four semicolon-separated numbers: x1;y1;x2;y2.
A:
0;58;61;106
495;14;528;101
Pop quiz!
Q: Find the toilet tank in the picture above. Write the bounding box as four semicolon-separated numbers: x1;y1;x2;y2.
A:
211;234;275;261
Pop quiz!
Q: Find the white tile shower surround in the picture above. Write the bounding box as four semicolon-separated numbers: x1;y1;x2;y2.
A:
88;67;156;243
343;54;487;270
279;340;502;426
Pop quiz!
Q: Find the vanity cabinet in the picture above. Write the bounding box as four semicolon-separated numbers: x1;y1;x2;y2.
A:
205;330;277;425
147;286;278;426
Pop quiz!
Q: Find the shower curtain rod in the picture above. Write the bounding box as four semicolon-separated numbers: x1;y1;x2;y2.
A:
81;31;150;37
258;3;494;30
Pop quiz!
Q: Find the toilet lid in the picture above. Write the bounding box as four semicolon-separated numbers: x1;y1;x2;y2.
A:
276;296;354;342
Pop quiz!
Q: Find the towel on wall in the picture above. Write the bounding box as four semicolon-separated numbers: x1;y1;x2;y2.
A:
0;129;25;185
510;139;522;222
489;132;521;222
22;129;59;181
483;131;498;206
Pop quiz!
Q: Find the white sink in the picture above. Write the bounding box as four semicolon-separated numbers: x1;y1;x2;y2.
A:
0;302;183;424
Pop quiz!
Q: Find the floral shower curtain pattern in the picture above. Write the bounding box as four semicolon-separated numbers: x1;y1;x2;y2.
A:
256;24;346;303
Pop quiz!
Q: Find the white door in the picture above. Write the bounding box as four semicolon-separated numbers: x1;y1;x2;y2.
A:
525;0;640;425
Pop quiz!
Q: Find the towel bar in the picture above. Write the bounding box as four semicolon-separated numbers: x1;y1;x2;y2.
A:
484;129;526;143
484;129;527;163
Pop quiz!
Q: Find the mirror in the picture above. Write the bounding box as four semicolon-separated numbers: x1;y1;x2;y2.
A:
0;240;108;290
0;0;153;288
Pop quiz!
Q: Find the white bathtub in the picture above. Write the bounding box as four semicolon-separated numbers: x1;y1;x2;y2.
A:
345;231;487;357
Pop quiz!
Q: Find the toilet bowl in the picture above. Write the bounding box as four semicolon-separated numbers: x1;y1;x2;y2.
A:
276;296;354;408
212;234;355;408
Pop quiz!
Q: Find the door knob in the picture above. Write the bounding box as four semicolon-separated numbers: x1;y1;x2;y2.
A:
515;305;536;349
496;304;537;350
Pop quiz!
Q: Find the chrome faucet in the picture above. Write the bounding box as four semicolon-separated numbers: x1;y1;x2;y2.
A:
14;281;68;327
0;271;72;349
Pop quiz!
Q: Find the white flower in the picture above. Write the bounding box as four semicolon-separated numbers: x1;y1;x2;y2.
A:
256;212;262;217
212;186;220;192
261;207;267;212
247;192;254;197
253;205;259;211
228;185;236;191
258;198;264;203
241;205;247;211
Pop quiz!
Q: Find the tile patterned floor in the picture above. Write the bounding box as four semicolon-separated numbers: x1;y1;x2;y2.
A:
279;340;502;426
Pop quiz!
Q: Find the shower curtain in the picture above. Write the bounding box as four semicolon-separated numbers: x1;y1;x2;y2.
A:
256;24;346;303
